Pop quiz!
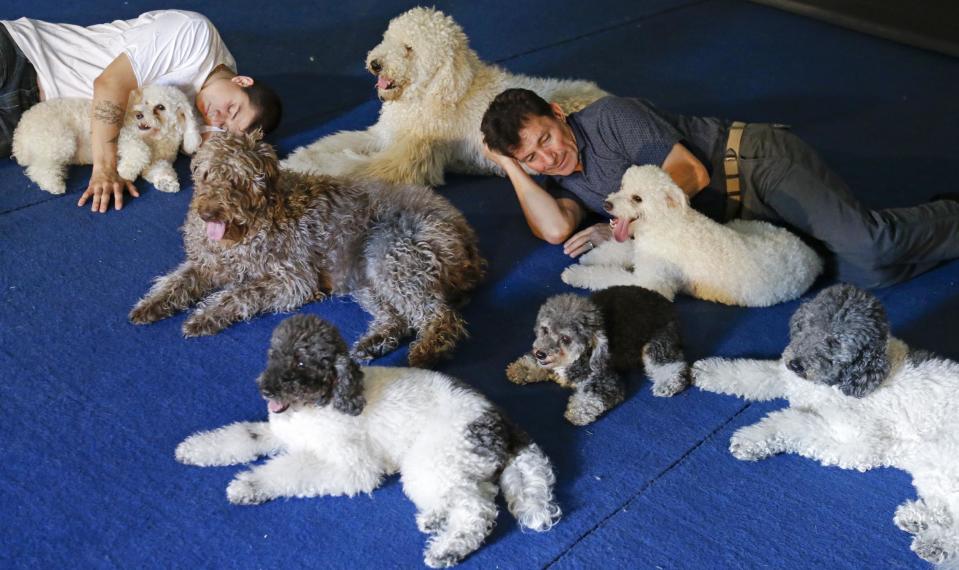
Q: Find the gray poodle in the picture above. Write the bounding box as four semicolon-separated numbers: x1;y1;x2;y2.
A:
507;286;690;426
176;315;561;568
694;284;959;565
129;131;485;367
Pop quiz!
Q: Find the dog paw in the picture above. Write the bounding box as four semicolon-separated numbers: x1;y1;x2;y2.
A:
129;299;171;324
182;313;225;337
895;501;930;534
226;473;267;505
729;428;775;461
424;545;466;569
651;376;687;397
505;356;542;384
560;266;591;289
416;510;447;534
153;177;180;193
912;536;949;564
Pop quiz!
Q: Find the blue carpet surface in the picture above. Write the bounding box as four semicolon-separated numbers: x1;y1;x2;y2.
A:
1;1;956;568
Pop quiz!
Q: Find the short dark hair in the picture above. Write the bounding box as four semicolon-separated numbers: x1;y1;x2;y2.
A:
245;81;283;135
480;88;553;157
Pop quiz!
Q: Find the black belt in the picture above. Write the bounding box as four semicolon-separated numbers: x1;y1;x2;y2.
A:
723;121;746;221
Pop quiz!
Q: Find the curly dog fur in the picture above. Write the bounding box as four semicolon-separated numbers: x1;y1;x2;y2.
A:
693;284;959;565
129;131;485;367
562;165;823;307
507;286;689;426
12;84;201;195
175;315;561;568
281;7;608;186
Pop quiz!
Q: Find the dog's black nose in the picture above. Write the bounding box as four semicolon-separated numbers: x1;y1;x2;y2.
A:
787;358;805;376
534;350;547;361
603;200;613;212
370;59;382;73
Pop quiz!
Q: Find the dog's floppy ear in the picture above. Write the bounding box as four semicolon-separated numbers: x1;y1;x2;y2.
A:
419;14;476;105
587;327;612;375
177;103;202;155
659;171;689;212
834;338;889;397
331;353;366;415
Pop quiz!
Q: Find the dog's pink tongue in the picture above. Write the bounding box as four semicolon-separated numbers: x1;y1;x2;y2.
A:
267;400;288;414
375;76;390;90
206;221;226;241
612;218;631;242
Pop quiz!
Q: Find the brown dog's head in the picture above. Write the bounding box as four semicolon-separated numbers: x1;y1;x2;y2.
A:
189;130;280;243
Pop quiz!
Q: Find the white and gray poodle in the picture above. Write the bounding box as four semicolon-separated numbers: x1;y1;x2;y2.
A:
176;315;561;568
12;84;202;195
129;131;485;367
282;7;608;186
562;165;823;307
507;286;689;426
692;284;959;565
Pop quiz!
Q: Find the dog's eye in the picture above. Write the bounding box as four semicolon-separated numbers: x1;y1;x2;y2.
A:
561;335;571;345
404;44;413;53
155;104;165;112
540;326;549;335
295;360;306;368
631;195;643;203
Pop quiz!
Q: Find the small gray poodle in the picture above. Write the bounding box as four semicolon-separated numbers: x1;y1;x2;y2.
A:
693;284;959;565
129;131;485;367
176;315;560;568
507;286;689;426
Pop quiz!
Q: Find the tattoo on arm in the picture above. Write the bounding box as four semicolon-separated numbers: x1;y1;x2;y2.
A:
93;101;124;126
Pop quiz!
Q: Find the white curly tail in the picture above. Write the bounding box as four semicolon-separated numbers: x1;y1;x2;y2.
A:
500;442;561;531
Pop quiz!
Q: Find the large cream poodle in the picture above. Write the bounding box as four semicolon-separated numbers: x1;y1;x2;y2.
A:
282;7;609;186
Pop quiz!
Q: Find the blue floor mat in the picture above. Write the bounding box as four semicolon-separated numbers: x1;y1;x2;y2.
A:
2;1;957;568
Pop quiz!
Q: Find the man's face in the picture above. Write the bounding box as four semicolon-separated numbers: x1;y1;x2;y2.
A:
510;105;579;176
196;76;257;133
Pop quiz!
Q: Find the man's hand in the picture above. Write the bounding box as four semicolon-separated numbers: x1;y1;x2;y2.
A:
563;222;613;258
77;166;139;213
483;142;519;171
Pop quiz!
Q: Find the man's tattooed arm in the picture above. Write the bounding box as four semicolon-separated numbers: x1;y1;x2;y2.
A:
93;101;124;127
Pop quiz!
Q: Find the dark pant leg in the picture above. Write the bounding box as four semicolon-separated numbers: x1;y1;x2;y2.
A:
0;25;41;158
738;125;959;288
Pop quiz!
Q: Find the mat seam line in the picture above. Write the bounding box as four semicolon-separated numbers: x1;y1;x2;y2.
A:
543;401;752;569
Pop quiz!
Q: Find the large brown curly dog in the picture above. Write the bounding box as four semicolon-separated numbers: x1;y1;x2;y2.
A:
130;131;485;367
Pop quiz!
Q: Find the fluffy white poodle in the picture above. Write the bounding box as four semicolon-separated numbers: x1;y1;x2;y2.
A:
12;84;201;195
562;165;823;307
282;7;608;186
693;284;959;566
177;315;560;568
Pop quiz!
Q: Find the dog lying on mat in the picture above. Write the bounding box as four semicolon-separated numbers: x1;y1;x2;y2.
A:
13;84;201;195
693;284;959;565
562;165;822;307
507;286;689;425
129;131;485;367
282;7;607;186
176;315;560;568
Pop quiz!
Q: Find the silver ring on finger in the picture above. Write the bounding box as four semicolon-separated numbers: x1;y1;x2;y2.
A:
587;241;594;251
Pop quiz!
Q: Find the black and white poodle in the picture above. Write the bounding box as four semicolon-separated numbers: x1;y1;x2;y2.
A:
176;315;561;568
507;286;689;426
693;284;959;565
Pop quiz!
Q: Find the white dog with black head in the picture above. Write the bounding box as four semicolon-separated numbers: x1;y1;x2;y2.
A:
176;315;561;568
562;165;822;307
693;284;959;566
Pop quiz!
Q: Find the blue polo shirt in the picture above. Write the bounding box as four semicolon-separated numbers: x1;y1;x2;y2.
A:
547;96;731;221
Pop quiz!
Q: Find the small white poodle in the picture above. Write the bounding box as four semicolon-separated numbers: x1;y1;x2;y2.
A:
692;284;959;566
12;84;201;195
282;7;608;186
176;315;560;568
562;165;823;307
